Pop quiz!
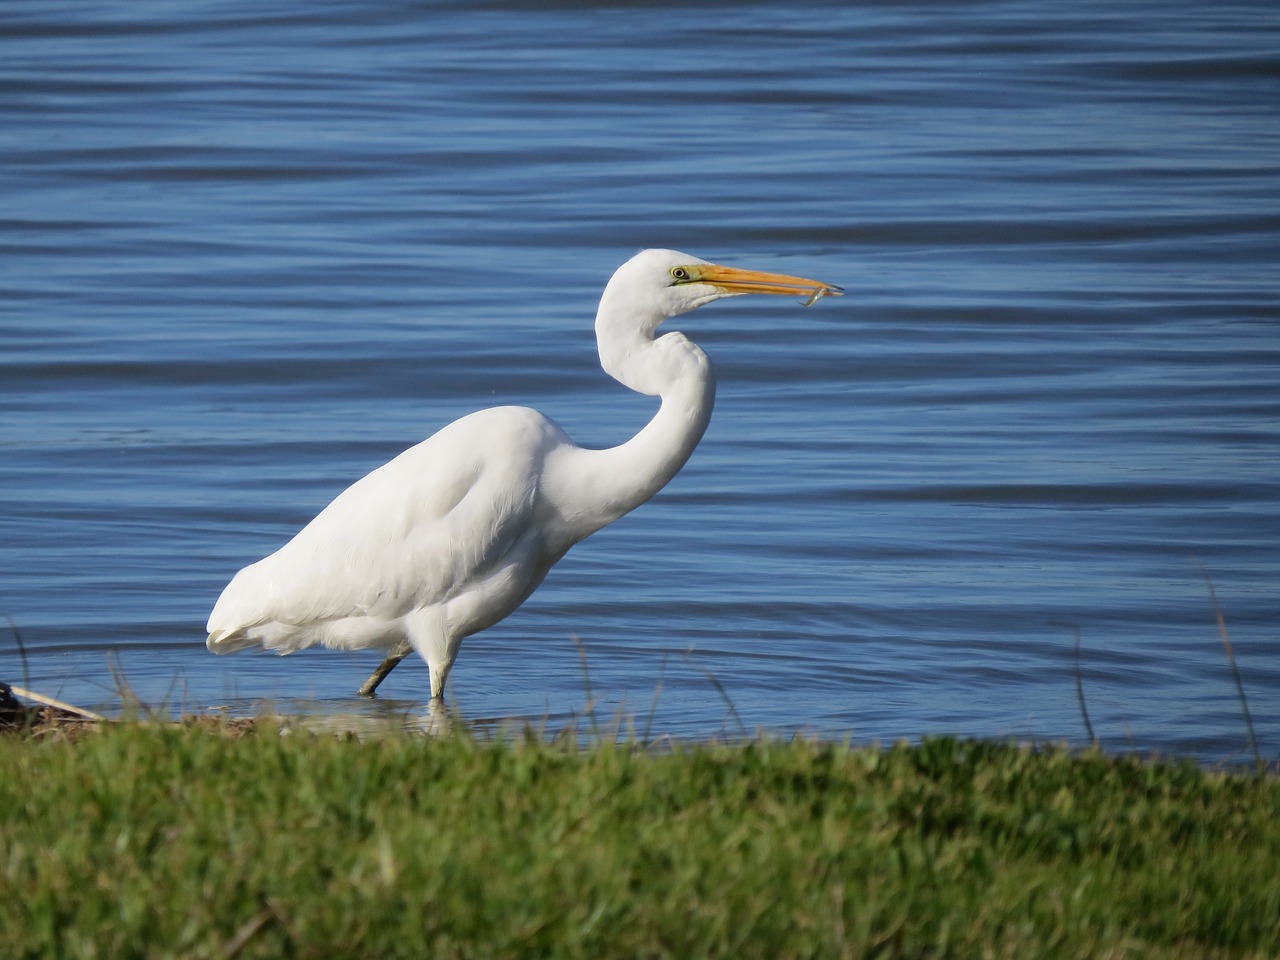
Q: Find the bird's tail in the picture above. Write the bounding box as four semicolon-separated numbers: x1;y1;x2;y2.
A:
206;628;260;655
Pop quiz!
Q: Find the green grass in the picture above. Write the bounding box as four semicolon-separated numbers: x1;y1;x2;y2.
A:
1;721;1277;959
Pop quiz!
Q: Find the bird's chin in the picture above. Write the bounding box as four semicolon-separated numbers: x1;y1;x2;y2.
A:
685;287;738;311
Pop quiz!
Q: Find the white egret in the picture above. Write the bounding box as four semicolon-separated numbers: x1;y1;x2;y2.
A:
206;249;842;700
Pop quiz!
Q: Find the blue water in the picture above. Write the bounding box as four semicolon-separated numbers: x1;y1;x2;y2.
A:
3;1;1277;763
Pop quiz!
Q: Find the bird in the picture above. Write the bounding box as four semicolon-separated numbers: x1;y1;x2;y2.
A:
206;249;842;701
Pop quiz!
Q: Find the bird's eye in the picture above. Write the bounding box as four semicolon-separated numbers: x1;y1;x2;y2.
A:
670;267;690;282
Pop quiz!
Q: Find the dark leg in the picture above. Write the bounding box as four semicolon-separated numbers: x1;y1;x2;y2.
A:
357;639;413;697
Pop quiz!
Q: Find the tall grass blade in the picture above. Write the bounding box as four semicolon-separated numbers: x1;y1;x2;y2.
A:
641;653;669;746
1192;560;1264;774
108;650;154;719
4;614;31;694
684;651;747;740
1072;625;1098;748
571;634;601;742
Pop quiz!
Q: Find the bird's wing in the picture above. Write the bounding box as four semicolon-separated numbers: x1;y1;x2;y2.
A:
207;407;560;638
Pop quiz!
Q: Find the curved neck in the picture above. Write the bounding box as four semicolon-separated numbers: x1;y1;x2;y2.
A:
545;295;716;539
595;332;716;514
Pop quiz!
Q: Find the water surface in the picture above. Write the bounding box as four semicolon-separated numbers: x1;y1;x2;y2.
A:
3;0;1278;762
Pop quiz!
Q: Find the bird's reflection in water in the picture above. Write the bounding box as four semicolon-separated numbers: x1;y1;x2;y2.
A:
274;697;592;741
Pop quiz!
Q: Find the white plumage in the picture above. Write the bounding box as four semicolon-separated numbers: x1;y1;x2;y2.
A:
207;249;841;700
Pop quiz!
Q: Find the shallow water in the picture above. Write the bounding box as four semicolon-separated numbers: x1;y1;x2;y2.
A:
3;0;1278;762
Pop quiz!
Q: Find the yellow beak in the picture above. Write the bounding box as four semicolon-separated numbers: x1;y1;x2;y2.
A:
685;263;844;305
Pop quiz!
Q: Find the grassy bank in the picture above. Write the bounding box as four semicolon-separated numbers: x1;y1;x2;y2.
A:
1;720;1277;959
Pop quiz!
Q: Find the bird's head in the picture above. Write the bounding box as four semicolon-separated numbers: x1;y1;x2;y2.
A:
595;248;843;395
603;248;843;325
